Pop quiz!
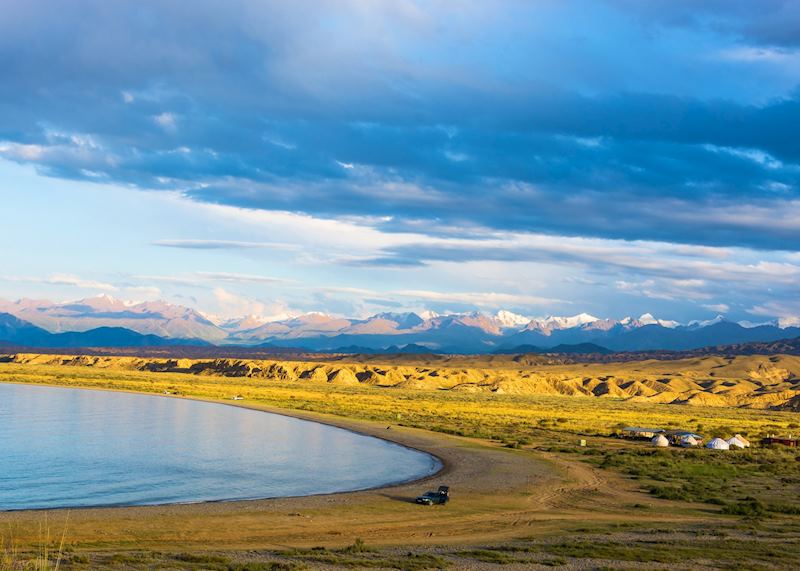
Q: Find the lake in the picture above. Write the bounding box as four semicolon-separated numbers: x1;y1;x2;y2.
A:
0;383;440;510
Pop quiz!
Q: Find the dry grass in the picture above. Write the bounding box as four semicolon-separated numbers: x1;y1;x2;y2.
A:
0;359;796;440
1;514;69;571
6;351;800;410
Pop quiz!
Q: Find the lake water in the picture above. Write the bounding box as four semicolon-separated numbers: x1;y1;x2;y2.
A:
0;383;440;510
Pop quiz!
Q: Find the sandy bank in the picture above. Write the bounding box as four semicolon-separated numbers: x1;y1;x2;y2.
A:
0;385;706;552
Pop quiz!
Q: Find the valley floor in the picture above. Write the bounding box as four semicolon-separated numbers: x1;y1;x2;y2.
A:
1;359;799;570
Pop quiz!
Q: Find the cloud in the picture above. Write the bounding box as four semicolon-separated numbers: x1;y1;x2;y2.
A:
0;0;798;253
194;271;290;284
390;289;561;307
615;0;800;48
2;273;117;291
0;0;797;323
211;287;295;320
748;300;800;319
153;239;298;250
47;274;118;291
341;256;427;268
133;272;288;285
703;303;730;313
153;112;177;131
372;233;800;287
122;285;162;298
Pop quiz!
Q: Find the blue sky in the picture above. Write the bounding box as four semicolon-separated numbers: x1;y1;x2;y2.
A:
1;0;799;322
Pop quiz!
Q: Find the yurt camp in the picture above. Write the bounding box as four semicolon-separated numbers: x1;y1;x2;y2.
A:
652;434;670;447
706;437;730;450
727;436;747;449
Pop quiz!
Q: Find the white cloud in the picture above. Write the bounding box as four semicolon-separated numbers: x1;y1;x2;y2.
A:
702;303;730;313
391;289;561;307
153;239;298;250
153;112;177;131
443;150;469;162
120;285;162;300
748;300;800;321
0;142;45;160
778;316;800;328
195;272;290;284
133;272;288;285
1;273;118;292
704;144;784;169
210;287;296;320
46;274;117;291
717;46;800;64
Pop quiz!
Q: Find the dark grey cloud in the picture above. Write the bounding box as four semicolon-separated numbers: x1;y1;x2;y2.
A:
1;0;799;252
615;0;800;48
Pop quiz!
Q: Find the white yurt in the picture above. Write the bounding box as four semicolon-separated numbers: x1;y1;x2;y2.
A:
680;435;698;447
734;434;751;448
706;437;730;450
652;434;670;447
727;436;747;449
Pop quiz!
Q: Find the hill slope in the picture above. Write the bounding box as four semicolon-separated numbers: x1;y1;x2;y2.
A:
6;352;799;410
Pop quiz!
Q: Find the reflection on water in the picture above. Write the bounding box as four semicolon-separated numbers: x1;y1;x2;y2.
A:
0;383;440;510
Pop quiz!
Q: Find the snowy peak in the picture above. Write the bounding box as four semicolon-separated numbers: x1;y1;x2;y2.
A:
638;313;680;329
546;313;599;328
531;313;598;329
71;294;128;312
372;312;424;329
687;315;729;329
494;310;530;329
778;316;800;329
738;319;775;329
418;310;440;320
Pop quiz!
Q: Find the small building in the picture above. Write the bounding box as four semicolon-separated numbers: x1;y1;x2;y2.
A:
664;430;704;446
621;427;664;440
761;436;799;448
680;435;699;448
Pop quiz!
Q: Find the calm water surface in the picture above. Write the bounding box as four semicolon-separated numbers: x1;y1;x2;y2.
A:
0;383;440;510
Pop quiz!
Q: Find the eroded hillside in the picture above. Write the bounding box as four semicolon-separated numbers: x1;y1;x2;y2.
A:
4;352;800;410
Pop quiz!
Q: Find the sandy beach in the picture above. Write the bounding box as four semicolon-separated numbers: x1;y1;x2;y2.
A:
0;394;704;553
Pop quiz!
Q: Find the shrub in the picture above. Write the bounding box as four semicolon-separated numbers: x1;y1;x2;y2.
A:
340;538;373;554
721;497;767;517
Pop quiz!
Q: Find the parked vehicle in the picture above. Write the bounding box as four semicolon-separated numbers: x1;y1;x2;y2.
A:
415;485;449;505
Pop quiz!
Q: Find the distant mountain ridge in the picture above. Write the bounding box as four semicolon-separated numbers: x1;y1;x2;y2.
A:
0;296;798;353
0;296;224;341
0;313;205;348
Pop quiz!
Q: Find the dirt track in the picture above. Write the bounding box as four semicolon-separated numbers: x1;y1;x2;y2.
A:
0;398;707;552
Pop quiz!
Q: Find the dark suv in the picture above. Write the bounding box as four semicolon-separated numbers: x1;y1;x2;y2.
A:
415;485;450;505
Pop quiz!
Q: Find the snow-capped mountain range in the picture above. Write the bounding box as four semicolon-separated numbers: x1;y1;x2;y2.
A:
0;295;799;353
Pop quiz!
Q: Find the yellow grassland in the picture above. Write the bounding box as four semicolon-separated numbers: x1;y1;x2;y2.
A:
1;353;798;439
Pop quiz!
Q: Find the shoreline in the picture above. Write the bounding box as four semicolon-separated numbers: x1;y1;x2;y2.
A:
0;373;707;553
0;380;448;514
